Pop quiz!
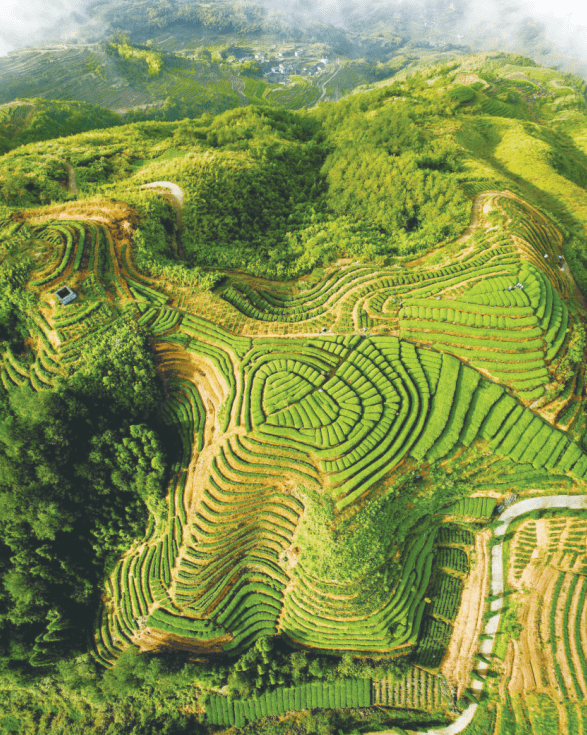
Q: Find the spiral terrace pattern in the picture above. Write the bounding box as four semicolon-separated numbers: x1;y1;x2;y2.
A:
3;192;587;661
94;331;587;659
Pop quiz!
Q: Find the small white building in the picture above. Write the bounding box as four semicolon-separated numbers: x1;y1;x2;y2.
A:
55;286;77;305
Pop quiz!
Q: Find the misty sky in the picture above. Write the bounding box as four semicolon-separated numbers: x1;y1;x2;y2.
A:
1;0;587;65
0;0;95;57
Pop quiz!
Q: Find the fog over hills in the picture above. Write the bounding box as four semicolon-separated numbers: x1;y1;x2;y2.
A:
0;0;587;75
2;0;587;78
0;0;104;56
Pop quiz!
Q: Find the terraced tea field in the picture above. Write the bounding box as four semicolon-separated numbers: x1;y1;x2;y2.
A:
505;514;587;701
2;184;587;731
456;509;587;735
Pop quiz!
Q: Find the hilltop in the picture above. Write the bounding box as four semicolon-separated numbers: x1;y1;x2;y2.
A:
1;51;587;735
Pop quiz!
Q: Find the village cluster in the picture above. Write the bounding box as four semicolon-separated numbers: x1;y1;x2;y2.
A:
234;47;331;84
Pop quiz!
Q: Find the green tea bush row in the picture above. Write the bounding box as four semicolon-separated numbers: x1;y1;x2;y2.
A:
411;354;460;461
97;225;115;281
438;525;475;547
561;574;582;699
3;347;29;385
206;679;371;727
150;307;180;334
223;247;512;324
550;573;568;699
141;545;157;607
30;224;76;286
574;579;587;690
436;547;469;574
546;306;569;362
72;223;86;271
184;335;235;432
87;226;101;274
137;306;158;326
412;616;452;668
235;435;320;486
429;573;462;621
222;613;281;652
52;299;101;327
426;367;480;462
169;377;206;452
223;436;317;488
134;545;150;613
147;607;224;640
282;532;435;652
30;360;53;388
175;471;188;524
128;280;168;304
120;242;155;286
216;588;282;634
0;366;16;391
402;327;544;354
441;497;497;518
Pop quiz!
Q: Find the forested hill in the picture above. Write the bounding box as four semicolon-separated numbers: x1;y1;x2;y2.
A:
1;52;587;281
1;51;587;735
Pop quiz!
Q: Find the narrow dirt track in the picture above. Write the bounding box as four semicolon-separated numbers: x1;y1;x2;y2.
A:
46;155;78;195
440;529;491;700
64;160;78;195
404;190;501;268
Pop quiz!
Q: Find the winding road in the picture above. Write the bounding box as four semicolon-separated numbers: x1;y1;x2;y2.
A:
314;61;342;106
367;495;587;735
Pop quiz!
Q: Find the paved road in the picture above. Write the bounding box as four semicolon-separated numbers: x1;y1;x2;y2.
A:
367;495;587;735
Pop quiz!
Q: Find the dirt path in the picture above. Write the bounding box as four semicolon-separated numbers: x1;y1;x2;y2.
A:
140;181;184;217
456;191;499;243
405;190;501;268
440;529;491;700
46;155;78;195
63;160;78;195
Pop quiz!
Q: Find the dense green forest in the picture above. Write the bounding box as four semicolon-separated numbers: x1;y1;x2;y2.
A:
0;320;167;668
